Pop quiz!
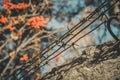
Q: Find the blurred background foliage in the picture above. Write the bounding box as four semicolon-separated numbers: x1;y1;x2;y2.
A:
46;0;120;43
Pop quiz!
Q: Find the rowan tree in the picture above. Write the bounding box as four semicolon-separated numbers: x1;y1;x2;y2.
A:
0;0;56;79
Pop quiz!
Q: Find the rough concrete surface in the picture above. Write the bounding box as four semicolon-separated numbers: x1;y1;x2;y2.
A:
41;40;120;80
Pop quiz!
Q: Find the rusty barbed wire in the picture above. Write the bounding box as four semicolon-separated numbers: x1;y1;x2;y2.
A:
15;0;108;71
5;0;120;79
16;0;119;79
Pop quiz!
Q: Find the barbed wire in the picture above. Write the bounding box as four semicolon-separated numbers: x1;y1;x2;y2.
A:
5;0;120;79
15;0;108;72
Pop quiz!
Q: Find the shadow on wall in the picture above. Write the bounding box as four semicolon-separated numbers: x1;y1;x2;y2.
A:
41;40;120;80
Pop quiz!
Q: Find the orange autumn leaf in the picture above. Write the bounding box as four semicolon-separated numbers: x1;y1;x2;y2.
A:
23;54;28;61
17;31;23;36
23;54;28;58
24;57;28;61
0;15;8;24
55;55;60;61
16;3;30;9
9;51;14;57
20;54;28;61
20;57;24;61
27;16;49;29
2;2;30;10
45;18;49;22
7;25;16;31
